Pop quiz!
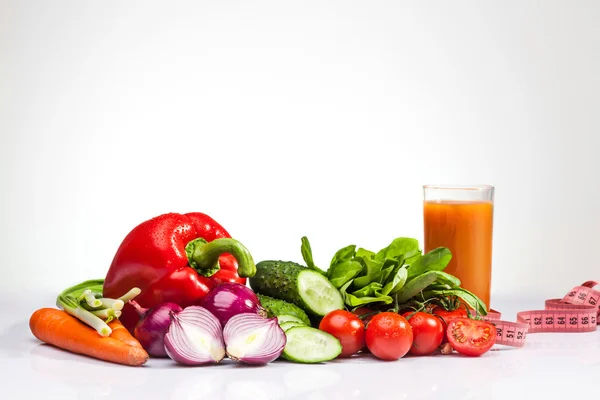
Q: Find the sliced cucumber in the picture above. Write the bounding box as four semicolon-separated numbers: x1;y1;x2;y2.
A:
281;326;342;363
277;314;307;326
280;321;305;332
297;270;344;316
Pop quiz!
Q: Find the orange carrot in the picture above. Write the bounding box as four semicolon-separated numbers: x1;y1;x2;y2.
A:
108;319;143;349
29;308;149;366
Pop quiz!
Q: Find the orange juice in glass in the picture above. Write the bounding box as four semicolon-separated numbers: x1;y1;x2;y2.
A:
423;184;494;309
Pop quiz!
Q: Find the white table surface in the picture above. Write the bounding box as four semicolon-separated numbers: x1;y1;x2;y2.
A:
2;294;599;400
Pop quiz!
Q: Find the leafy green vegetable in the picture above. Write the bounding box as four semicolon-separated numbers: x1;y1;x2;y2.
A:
375;237;421;264
300;236;327;275
382;265;408;295
433;271;461;287
353;252;384;289
394;271;439;303
301;235;486;317
339;280;393;307
329;244;357;268
327;260;363;288
352;282;383;297
407;247;452;278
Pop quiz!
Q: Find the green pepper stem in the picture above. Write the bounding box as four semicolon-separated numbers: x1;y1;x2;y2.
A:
189;238;256;278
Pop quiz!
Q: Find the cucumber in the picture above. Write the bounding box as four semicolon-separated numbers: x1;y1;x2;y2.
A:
281;326;342;363
250;261;344;316
280;321;305;331
277;314;307;326
257;294;312;326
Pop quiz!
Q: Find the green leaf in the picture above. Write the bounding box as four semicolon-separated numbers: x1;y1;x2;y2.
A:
405;251;422;266
300;236;327;276
434;271;461;287
382;266;408;295
377;265;394;284
394;271;439;304
422;288;487;316
353;254;383;289
327;260;363;288
407;247;452;279
375;237;421;263
339;279;392;307
329;244;357;267
351;282;383;298
355;247;375;260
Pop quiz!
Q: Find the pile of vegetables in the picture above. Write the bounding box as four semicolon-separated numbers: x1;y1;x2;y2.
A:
28;212;497;367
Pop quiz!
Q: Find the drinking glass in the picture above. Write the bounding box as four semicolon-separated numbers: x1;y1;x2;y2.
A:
423;184;495;309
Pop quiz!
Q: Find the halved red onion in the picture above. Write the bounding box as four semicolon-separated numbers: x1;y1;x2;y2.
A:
223;313;286;365
164;306;225;365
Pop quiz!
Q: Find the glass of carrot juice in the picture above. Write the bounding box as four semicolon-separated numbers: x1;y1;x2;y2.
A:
423;184;495;310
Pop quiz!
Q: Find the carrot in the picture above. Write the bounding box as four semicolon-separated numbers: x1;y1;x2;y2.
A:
108;319;143;348
29;308;149;366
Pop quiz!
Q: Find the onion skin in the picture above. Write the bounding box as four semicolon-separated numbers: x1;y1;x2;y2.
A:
223;313;286;365
164;306;225;365
131;301;183;357
201;282;266;326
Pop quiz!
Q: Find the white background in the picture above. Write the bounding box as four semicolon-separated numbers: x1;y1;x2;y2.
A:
1;0;599;304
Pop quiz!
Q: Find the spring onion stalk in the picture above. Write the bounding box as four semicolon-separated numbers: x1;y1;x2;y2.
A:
117;287;142;302
85;292;102;308
56;279;141;336
99;298;124;311
90;308;116;320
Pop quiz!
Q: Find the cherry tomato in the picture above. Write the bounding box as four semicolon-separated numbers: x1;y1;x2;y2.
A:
446;318;496;357
433;307;468;326
352;307;377;325
319;310;365;357
402;311;444;356
432;307;468;343
365;312;413;361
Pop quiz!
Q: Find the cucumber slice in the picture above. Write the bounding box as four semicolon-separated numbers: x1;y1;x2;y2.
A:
282;326;342;363
277;314;307;326
297;270;344;316
280;321;305;331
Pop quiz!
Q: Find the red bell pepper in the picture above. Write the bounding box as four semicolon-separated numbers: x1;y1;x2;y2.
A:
102;212;256;332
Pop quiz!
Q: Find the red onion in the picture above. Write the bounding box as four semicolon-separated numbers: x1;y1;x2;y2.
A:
129;300;183;357
223;313;286;365
201;282;266;326
164;305;225;365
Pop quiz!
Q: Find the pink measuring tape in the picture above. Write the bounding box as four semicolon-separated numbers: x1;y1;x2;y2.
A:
483;281;600;348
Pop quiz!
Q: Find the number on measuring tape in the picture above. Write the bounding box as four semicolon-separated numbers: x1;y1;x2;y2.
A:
517;331;524;340
589;297;597;306
582;316;589;325
558;317;566;325
534;317;542;325
496;327;502;337
506;330;514;338
578;292;587;301
545;317;553;325
570;317;578;325
568;291;576;297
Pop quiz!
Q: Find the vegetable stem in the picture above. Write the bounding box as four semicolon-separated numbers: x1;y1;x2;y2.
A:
99;298;124;311
117;287;142;302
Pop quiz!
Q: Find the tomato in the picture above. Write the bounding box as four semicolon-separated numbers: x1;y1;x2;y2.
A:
352;307;377;325
319;310;365;358
446;318;496;357
432;307;468;343
433;307;468;326
402;311;444;356
365;312;413;360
